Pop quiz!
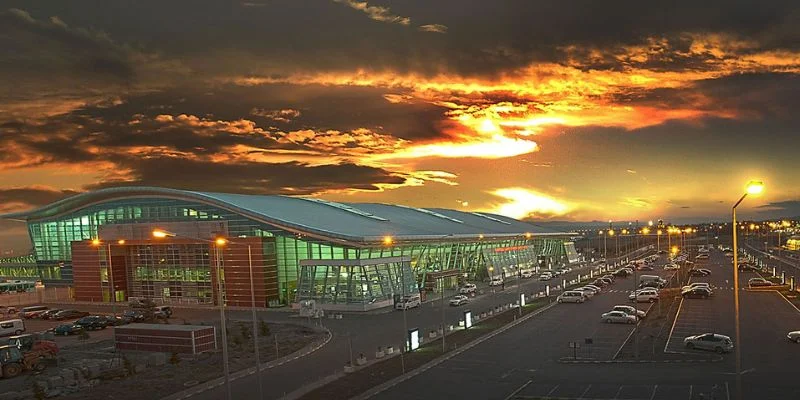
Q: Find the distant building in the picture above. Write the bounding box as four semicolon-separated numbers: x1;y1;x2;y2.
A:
787;235;800;251
1;187;572;311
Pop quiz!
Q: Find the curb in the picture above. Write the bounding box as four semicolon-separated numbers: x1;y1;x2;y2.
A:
351;302;557;400
161;327;333;400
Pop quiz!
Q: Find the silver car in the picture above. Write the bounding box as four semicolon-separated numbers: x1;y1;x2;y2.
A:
612;305;646;319
601;311;637;324
787;331;800;343
684;333;733;353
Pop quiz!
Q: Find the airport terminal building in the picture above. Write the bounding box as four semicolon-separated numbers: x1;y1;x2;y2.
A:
0;187;573;311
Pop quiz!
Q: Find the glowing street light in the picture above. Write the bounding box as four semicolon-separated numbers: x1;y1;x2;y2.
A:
732;180;764;400
383;235;394;246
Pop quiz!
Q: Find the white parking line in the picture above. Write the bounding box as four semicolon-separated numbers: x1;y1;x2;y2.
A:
546;384;560;397
664;296;685;353
578;384;592;400
503;379;532;400
650;384;658;400
613;385;624;399
688;385;693;400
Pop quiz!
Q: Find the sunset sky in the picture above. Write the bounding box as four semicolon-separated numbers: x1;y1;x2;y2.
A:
1;1;800;252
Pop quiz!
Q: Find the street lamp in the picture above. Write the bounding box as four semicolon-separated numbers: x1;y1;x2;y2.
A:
732;180;764;400
152;229;233;400
90;238;125;316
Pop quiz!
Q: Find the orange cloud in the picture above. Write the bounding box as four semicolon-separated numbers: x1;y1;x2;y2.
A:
485;187;572;219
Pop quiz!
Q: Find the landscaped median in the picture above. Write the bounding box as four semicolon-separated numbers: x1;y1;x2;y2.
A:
296;297;554;400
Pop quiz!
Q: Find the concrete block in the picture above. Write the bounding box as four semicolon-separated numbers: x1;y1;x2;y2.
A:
356;355;367;366
385;346;394;354
375;350;385;359
148;352;167;367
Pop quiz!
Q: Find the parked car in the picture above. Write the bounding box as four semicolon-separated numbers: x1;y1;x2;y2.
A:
591;279;609;288
575;287;596;298
557;291;586;303
612;269;631;277
601;274;615;282
601;311;637;324
738;263;758;272
629;289;659;302
538;272;552;281
449;295;469;307
489;276;505;286
584;284;603;294
18;306;49;319
696;254;709;260
520;269;534;279
54;310;90;321
748;278;773;288
682;282;713;293
787;331;800;343
123;310;146;323
664;264;680;270
103;316;129;326
639;281;663;290
597;277;613;286
636;265;655;271
682;287;712;299
53;324;84;336
684;333;734;353
74;316;109;331
153;306;173;318
612;305;646;319
38;309;63;320
689;269;710;277
458;283;477;294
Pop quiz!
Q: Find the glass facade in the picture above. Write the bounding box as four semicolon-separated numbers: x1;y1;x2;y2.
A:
296;258;415;307
127;244;214;304
19;197;567;305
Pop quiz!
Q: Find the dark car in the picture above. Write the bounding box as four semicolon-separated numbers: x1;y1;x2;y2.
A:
689;269;710;277
682;287;712;299
54;309;90;321
123;310;146;323
103;316;129;326
74;316;109;331
738;264;758;272
592;279;609;288
53;324;84;336
39;309;63;320
613;269;631;277
597;277;614;286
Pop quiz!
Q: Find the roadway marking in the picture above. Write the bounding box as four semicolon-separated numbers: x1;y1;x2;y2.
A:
613;385;624;399
503;379;532;400
578;384;592;399
663;295;685;353
774;291;800;314
546;384;560;397
688;385;692;400
650;384;658;400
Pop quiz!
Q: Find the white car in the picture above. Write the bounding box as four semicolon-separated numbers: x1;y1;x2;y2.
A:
576;287;596;298
488;276;504;286
584;284;602;294
520;270;534;278
629;289;659;302
787;331;800;343
539;273;553;281
684;333;734;353
449;295;469;306
601;311;637;324
459;283;477;294
682;282;711;292
612;305;646;319
664;264;680;270
557;291;586;303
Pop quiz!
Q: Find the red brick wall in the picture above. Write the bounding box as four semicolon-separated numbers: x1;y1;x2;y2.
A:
71;241;103;302
219;237;271;307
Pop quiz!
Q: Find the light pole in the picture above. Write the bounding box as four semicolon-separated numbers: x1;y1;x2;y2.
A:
657;230;662;253
153;230;233;400
91;238;125;317
732;180;764;400
217;237;264;400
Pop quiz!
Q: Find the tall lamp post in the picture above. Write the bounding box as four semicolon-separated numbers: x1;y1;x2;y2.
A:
732;180;764;400
91;238;125;317
153;230;233;400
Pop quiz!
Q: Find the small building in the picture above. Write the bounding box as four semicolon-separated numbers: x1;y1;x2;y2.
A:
114;323;216;354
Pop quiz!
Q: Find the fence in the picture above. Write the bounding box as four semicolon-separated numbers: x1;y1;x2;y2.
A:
0;287;74;307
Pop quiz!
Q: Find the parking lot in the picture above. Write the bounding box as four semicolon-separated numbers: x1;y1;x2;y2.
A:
506;381;730;400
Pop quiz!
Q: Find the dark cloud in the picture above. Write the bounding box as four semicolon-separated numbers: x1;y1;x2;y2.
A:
86;156;406;195
0;187;81;213
756;200;800;218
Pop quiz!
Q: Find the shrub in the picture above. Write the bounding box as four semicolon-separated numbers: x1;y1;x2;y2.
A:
258;320;270;337
231;335;242;348
240;324;251;340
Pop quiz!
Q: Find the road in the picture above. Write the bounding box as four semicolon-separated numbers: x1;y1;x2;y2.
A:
187;248;655;400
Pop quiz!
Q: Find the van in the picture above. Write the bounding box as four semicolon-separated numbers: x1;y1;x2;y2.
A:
0;319;25;336
557;291;586;303
395;294;421;310
19;306;48;319
639;275;665;286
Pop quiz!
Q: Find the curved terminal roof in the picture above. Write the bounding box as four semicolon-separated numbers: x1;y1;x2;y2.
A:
0;186;570;245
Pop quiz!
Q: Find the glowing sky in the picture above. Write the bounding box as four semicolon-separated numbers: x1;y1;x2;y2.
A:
1;1;800;252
